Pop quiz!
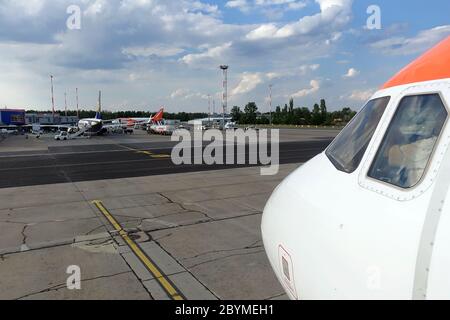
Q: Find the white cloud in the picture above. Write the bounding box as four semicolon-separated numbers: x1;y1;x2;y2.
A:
4;0;45;16
122;45;184;58
226;0;249;10
181;42;232;65
265;72;283;80
231;73;264;95
348;89;375;101
371;25;450;56
299;64;320;74
343;67;359;78
227;0;306;14
245;0;352;40
171;88;209;100
246;24;279;40
291;80;320;98
188;1;220;15
265;64;319;80
84;0;109;16
255;0;306;9
171;88;190;99
287;1;307;10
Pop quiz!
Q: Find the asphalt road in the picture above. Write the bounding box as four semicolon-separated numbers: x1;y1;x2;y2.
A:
0;139;332;189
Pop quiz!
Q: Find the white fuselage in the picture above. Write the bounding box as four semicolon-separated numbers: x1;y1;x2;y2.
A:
262;79;450;299
76;118;107;136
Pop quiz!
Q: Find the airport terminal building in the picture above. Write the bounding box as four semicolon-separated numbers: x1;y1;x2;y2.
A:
25;113;79;126
0;109;26;126
1;110;78;126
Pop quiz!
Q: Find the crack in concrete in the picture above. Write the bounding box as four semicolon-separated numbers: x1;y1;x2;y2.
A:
84;224;107;235
112;206;204;220
151;238;220;300
264;292;286;300
1;232;113;257
146;211;262;237
0;199;90;212
20;225;29;250
84;197;156;300
187;249;265;269
0;220;27;225
115;250;155;300
112;210;212;235
181;240;263;261
15;271;134;300
157;192;213;221
0;216;101;225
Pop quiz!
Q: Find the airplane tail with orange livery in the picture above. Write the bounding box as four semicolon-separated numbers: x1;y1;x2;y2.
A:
150;107;164;123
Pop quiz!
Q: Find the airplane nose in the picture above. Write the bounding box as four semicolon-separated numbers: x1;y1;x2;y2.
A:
262;165;307;300
261;153;332;300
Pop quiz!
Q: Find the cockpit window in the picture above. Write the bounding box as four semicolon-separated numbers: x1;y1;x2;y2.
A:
326;96;391;173
368;94;447;189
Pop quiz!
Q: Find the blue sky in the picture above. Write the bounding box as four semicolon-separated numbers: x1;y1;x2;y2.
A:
0;0;449;113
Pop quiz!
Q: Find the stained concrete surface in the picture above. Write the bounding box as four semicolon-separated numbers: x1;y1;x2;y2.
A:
0;128;334;300
0;164;298;300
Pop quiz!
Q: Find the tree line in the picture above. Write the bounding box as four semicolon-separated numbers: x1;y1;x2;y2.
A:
231;98;357;126
27;98;357;126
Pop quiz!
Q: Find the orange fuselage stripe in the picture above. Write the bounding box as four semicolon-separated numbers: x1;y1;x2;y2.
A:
382;35;450;89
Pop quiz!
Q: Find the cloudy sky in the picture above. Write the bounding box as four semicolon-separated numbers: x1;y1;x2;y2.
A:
0;0;449;113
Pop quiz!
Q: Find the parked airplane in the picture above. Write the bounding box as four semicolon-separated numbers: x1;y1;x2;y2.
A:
120;108;165;129
76;91;149;136
77;91;108;136
262;36;450;300
148;119;180;135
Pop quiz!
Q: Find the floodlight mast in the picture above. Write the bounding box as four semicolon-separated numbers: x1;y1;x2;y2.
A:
269;84;273;126
76;88;79;119
50;75;55;123
208;94;211;127
64;91;68;117
220;65;229;129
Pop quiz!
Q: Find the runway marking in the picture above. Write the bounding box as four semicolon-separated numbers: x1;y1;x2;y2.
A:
150;154;171;158
137;150;154;155
138;150;171;158
118;144;172;159
92;200;186;301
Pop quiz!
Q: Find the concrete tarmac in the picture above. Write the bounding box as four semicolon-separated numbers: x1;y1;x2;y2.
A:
0;164;300;300
0;128;338;300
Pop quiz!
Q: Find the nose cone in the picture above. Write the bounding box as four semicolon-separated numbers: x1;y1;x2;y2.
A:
262;170;301;299
262;153;336;300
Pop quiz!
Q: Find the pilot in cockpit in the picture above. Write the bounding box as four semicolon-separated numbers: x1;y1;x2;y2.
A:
369;94;447;188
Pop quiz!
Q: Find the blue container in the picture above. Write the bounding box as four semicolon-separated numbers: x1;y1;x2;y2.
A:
0;110;26;125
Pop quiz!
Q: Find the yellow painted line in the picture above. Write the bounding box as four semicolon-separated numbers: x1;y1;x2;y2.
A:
137;150;154;155
119;145;153;155
120;145;169;158
150;154;171;159
119;144;140;152
92;200;185;300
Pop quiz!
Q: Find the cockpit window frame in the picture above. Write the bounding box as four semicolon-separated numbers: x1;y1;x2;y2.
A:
357;82;450;201
366;92;448;190
325;96;391;174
